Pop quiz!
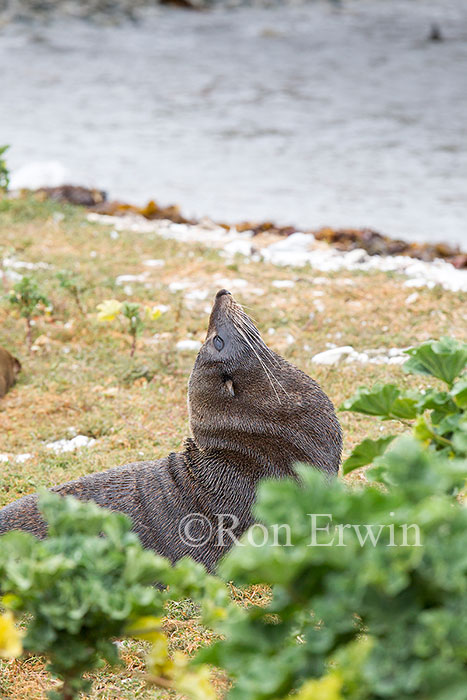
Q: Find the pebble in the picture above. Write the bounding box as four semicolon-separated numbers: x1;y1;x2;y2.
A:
115;273;147;285
405;292;420;305
185;289;208;301
46;435;96;453
15;453;34;463
169;281;190;292
143;259;165;268
312;345;410;366
311;346;355;365
272;279;295;288
3;257;50;270
176;339;202;352
88;213;467;293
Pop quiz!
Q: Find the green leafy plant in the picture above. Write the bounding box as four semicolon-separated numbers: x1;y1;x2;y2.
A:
193;439;467;700
0;145;9;192
56;270;88;315
340;337;467;473
0;492;227;700
8;276;50;351
96;299;161;356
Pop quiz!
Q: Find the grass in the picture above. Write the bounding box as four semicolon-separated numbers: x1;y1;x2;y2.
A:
0;195;466;698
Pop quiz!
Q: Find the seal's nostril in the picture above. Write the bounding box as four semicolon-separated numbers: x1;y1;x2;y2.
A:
216;289;231;299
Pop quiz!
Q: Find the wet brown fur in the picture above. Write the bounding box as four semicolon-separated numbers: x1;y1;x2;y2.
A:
0;347;21;399
0;292;342;570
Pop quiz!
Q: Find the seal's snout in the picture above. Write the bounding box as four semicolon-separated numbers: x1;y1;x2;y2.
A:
216;289;231;299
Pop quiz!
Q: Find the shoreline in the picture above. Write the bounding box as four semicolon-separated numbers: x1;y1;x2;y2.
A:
27;184;467;271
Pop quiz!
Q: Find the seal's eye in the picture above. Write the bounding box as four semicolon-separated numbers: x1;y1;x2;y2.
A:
213;335;224;351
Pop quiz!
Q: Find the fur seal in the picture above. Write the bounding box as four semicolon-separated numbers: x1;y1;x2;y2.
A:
0;290;342;570
0;347;21;399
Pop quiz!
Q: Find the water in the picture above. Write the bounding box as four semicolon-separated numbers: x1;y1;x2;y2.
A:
1;0;466;245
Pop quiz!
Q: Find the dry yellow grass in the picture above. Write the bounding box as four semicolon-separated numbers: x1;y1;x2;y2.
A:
0;196;466;698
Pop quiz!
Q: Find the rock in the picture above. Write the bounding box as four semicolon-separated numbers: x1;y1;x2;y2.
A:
223;239;254;257
405;292;419;305
15;453;33;463
185;289;208;301
36;185;106;207
311;346;355;365
272;279;295;288
115;273;147;285
169;281;190;292
46;435;96;453
176;339;202;352
143;259;165;268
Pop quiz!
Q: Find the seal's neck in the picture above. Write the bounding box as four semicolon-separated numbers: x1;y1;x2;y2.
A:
183;437;295;482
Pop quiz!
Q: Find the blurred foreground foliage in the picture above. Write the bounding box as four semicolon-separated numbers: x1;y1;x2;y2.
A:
198;437;467;700
0;493;232;699
1;337;466;699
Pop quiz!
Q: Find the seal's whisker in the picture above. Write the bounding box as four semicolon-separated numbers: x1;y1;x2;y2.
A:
227;304;289;396
237;318;283;373
234;322;290;400
232;324;282;403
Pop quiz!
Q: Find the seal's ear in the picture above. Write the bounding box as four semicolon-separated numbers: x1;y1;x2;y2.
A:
224;378;235;397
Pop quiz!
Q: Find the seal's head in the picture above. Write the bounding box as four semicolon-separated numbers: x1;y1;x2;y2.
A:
188;290;342;475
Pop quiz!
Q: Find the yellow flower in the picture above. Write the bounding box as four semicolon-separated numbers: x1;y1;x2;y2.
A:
145;305;162;321
126;616;164;644
96;299;122;322
175;664;217;700
0;611;23;659
127;617;216;700
293;672;343;700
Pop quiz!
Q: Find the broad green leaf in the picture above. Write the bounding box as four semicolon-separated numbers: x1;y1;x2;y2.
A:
389;395;419;420
403;337;467;386
451;376;467;408
340;384;400;417
343;436;396;475
413;416;434;443
452;428;467;456
416;389;457;414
